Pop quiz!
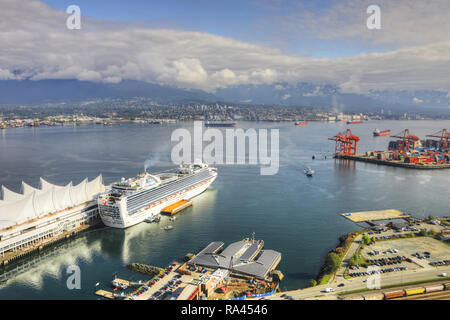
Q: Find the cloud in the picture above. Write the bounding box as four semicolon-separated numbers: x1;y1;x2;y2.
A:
0;0;448;93
303;86;324;97
261;0;450;48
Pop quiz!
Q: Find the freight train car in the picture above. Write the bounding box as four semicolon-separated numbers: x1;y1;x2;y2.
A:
384;290;405;299
425;284;444;293
363;293;384;300
405;287;426;296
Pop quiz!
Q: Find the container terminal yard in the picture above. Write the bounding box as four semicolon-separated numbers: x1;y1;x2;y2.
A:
330;128;450;169
95;238;283;300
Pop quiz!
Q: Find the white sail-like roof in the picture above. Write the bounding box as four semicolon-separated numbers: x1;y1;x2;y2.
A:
40;177;64;191
0;175;104;229
1;186;25;201
53;183;73;211
0;192;35;225
21;181;41;195
34;187;56;217
86;175;104;198
70;178;88;205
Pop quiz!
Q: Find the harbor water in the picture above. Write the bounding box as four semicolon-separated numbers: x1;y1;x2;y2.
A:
0;120;449;299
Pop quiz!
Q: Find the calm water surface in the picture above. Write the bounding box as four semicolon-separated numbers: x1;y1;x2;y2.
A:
0;120;449;299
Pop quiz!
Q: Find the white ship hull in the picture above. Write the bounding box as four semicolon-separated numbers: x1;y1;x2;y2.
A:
100;175;216;229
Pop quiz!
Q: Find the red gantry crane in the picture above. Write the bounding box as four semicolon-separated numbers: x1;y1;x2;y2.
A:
426;129;449;151
390;129;420;152
329;129;360;155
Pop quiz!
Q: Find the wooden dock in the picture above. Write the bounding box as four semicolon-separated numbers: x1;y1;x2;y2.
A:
95;289;117;299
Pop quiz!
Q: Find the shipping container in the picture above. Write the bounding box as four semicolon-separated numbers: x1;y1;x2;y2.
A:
425;285;444;293
344;295;364;300
383;290;405;299
363;293;384;300
405;287;425;296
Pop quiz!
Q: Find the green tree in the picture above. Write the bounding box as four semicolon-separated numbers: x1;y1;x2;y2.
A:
325;252;341;273
309;279;317;287
419;229;428;236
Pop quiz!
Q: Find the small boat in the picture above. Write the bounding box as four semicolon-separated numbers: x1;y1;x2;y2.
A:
204;122;236;127
163;225;174;230
144;214;161;223
373;128;391;136
304;167;315;177
111;279;128;290
295;121;308;125
347;121;363;124
169;216;177;221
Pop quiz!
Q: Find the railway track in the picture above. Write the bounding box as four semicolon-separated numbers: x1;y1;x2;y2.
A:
394;290;450;300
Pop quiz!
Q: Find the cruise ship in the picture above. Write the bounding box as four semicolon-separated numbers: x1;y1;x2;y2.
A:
98;162;217;229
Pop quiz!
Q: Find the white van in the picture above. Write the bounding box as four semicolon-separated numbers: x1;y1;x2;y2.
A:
324;288;334;293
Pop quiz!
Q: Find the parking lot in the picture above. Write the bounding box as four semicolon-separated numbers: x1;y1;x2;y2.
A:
127;262;191;300
357;237;450;274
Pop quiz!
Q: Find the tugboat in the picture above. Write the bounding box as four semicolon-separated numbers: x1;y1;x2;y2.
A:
373;128;391;136
304;167;315;177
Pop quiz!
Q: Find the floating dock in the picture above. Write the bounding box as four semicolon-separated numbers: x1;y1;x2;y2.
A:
161;199;192;215
341;209;409;223
95;289;117;299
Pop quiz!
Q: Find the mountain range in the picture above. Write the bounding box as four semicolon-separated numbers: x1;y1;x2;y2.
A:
0;80;448;114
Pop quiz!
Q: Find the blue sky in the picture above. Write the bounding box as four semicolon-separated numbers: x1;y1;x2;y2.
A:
41;0;366;57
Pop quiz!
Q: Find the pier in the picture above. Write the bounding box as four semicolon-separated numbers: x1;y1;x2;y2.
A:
1;222;101;267
336;154;450;169
94;238;282;301
341;209;410;223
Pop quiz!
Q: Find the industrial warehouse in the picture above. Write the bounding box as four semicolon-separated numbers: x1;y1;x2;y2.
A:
0;176;104;265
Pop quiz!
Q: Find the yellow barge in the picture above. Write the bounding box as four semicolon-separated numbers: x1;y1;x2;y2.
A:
161;199;193;215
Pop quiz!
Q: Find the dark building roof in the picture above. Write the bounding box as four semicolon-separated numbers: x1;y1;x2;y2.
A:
188;239;281;279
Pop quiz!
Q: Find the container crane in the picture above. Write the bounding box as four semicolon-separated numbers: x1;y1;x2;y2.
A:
426;129;448;151
390;129;420;152
328;129;360;155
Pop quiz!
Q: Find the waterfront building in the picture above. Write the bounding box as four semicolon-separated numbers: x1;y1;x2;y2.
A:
0;176;104;258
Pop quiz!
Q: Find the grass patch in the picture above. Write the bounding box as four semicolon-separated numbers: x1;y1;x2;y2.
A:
318;273;333;285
